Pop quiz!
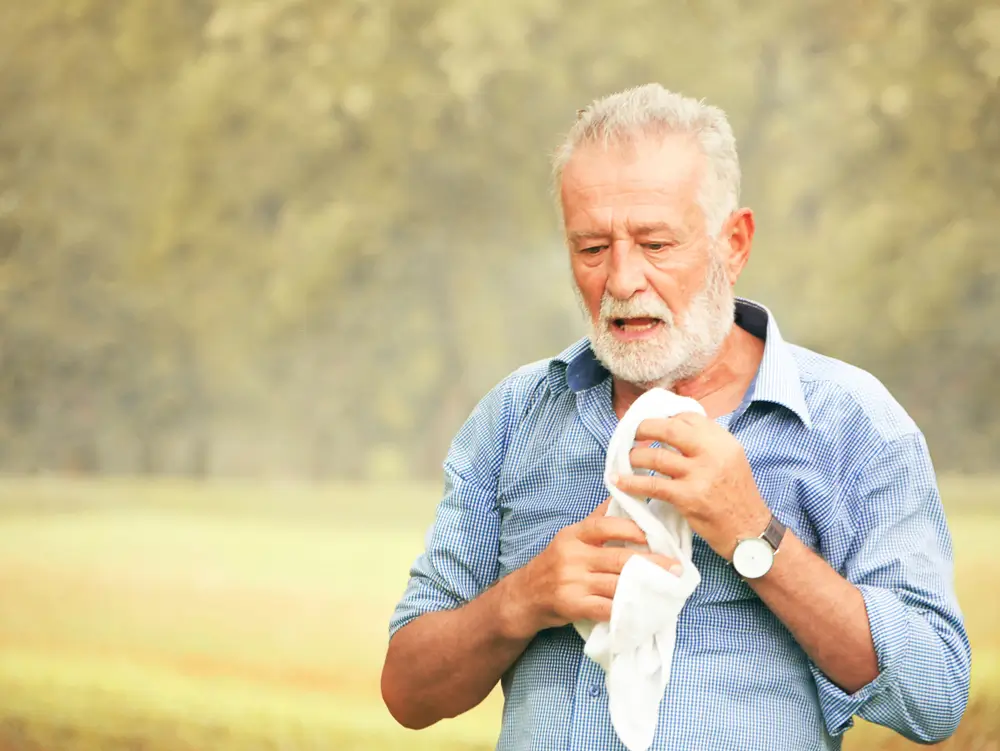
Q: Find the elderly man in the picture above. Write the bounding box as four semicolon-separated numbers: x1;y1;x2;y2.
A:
380;84;971;750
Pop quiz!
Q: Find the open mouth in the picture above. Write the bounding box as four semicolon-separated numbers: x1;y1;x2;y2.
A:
612;317;663;332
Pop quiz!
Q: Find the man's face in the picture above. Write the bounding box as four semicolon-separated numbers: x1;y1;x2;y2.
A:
561;134;737;387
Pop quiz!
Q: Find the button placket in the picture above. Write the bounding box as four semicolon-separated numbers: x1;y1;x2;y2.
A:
571;655;610;750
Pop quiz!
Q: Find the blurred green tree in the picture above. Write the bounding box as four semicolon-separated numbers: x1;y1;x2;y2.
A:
0;0;995;478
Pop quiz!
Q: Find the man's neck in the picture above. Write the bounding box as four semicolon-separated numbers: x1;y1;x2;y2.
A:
612;325;765;421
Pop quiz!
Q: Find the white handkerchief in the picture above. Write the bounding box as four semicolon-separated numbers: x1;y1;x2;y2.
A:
573;387;705;751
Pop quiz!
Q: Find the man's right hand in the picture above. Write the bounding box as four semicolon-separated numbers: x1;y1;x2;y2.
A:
499;499;682;640
383;499;682;730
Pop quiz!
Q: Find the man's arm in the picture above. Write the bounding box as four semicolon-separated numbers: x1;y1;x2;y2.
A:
382;376;681;730
382;499;681;728
381;573;532;729
380;376;514;728
794;433;971;742
746;532;878;693
619;417;971;743
619;422;882;692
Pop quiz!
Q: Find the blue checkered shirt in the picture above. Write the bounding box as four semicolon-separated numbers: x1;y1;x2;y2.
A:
388;298;971;750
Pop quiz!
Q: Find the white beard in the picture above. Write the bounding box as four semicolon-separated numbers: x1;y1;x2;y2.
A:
574;250;735;389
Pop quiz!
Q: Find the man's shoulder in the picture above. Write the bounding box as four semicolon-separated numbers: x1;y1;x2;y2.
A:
507;355;557;389
491;339;585;402
787;342;919;444
468;339;592;436
451;345;579;462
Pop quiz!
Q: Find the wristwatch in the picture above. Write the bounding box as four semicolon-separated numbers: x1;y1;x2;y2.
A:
731;515;786;579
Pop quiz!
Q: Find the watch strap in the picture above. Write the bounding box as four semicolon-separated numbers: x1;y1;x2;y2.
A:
761;514;786;552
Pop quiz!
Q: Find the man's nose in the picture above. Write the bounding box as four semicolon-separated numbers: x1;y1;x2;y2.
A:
605;243;648;300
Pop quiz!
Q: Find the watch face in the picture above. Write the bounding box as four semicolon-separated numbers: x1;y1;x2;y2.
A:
732;537;774;579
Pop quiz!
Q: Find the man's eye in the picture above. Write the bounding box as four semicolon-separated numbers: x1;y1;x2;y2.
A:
645;242;669;251
581;245;606;254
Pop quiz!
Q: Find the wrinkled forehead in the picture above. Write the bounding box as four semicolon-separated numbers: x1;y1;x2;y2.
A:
559;134;707;231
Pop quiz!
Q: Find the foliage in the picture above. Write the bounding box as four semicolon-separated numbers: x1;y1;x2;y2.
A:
0;0;997;478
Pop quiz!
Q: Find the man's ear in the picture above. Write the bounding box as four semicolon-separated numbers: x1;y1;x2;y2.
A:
722;208;755;283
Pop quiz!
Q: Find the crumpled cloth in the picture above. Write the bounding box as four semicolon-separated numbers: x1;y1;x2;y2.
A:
572;387;705;751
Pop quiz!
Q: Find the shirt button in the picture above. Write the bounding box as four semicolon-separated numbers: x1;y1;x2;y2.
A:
588;684;601;698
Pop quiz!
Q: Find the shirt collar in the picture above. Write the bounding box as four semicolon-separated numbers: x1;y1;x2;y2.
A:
547;297;813;428
734;298;812;428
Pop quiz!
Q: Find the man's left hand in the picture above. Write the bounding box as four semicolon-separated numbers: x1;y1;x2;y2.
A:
612;412;772;560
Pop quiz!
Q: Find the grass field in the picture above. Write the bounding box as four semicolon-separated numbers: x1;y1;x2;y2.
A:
0;475;997;750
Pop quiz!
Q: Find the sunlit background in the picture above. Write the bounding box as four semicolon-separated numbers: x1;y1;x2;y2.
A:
0;1;997;749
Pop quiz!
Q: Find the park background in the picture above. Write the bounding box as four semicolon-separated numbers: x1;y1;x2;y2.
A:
0;0;998;749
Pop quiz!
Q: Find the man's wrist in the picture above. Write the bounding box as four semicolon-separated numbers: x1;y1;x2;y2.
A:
492;568;540;643
725;499;774;560
729;500;785;580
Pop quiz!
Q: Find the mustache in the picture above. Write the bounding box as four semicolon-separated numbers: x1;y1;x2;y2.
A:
598;294;674;323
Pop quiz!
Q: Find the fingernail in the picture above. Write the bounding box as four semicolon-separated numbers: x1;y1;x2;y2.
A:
669;563;683;577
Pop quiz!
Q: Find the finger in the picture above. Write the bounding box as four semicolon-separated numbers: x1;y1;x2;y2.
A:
580;596;613;624
643;553;684;577
628;446;688;478
590;545;642;574
612;473;679;505
634;416;704;456
586;572;620;600
591;547;685;576
584;497;612;520
577;516;647;547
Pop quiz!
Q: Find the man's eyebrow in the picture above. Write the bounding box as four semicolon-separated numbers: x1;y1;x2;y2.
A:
628;222;677;235
567;229;610;243
568;223;679;243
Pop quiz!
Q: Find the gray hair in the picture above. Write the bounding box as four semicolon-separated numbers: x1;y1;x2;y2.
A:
552;83;741;236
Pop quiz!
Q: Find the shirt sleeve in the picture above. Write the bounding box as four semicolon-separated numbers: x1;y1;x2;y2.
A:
809;431;972;742
387;377;512;638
